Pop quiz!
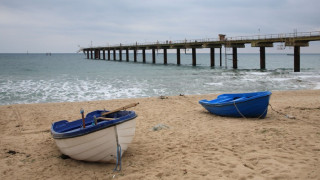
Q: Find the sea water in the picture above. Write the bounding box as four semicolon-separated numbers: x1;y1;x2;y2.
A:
0;53;319;105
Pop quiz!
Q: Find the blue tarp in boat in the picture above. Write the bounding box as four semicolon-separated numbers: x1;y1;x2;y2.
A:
51;110;137;139
199;91;272;118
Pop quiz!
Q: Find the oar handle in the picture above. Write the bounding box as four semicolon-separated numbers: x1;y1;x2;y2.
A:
101;103;139;116
97;117;115;121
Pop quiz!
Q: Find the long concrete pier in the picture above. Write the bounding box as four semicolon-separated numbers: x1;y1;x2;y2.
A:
82;31;320;72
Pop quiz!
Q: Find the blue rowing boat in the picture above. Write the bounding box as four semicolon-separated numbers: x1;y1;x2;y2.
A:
199;91;272;118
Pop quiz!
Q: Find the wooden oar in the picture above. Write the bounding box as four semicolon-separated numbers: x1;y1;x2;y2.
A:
97;117;115;121
101;102;139;116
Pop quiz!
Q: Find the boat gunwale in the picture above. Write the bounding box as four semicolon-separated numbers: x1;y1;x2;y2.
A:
51;111;137;139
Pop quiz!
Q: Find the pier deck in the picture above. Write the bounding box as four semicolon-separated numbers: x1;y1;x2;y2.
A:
82;31;320;72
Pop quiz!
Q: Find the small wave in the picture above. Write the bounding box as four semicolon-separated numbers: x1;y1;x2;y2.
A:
0;78;151;105
314;83;320;89
204;82;223;86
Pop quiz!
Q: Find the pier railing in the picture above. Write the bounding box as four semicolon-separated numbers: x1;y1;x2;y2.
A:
224;31;320;41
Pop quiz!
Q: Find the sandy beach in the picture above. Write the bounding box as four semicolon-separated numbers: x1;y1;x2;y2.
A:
0;90;319;180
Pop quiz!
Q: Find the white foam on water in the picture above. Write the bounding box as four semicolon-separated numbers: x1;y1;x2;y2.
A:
1;67;320;105
314;83;320;89
204;82;223;86
152;88;167;95
269;78;293;82
0;77;154;105
249;72;272;76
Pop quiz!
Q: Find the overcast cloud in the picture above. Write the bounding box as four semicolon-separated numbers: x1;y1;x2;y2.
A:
0;0;319;53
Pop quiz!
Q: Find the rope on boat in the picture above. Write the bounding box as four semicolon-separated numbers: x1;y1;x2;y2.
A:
114;144;122;171
268;104;292;118
233;100;269;119
113;126;122;171
269;104;320;127
257;105;269;119
233;100;247;119
234;102;320;126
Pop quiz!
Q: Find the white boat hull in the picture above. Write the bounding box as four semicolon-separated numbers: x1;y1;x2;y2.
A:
54;119;136;163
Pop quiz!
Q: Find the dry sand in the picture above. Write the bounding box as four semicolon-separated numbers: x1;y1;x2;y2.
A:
0;90;319;180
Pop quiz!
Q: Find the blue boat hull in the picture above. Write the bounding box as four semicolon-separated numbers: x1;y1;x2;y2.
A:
199;91;271;118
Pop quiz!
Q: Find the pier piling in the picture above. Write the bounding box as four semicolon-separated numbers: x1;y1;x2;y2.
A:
108;49;110;60
232;47;237;69
152;49;156;63
210;48;215;67
126;49;129;61
294;46;300;72
94;49;100;59
220;48;222;66
164;48;167;64
113;49;116;60
192;48;196;66
142;49;146;63
260;47;266;69
252;42;273;69
177;48;181;65
134;49;137;62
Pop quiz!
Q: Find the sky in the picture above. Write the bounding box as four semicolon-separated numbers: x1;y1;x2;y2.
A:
0;0;320;53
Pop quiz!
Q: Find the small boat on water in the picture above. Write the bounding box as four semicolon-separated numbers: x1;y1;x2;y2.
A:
199;91;271;118
51;103;138;164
